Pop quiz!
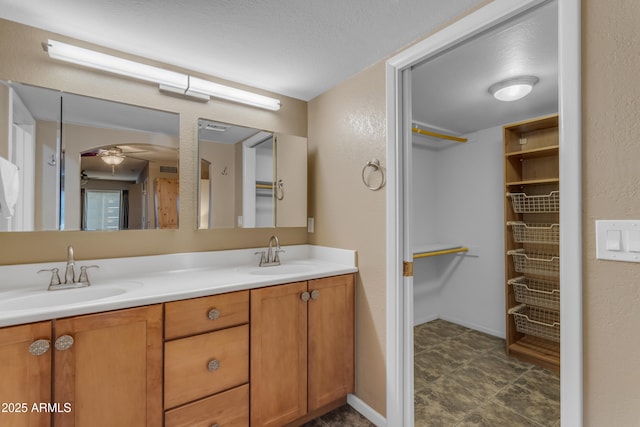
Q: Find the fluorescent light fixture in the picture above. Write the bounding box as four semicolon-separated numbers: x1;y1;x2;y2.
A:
488;76;539;102
47;39;188;91
45;39;281;111
188;77;281;111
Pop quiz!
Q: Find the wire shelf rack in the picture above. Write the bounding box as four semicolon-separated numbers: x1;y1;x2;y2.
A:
507;191;560;213
507;249;559;277
509;304;560;342
507;221;560;245
508;276;560;310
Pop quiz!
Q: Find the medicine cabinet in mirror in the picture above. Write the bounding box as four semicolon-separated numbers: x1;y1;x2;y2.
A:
197;119;307;229
0;81;180;232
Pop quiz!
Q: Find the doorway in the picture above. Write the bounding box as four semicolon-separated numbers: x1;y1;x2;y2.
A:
385;0;582;426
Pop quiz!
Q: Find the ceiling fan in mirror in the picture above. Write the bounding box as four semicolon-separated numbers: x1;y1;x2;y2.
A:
81;145;159;176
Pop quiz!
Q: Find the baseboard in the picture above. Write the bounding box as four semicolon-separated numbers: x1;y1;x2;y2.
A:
347;394;386;427
413;313;439;326
438;314;504;339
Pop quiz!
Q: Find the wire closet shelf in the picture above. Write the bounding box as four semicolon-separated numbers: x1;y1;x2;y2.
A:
508;276;560;311
507;221;559;245
507;191;559;213
507;249;560;277
508;304;560;342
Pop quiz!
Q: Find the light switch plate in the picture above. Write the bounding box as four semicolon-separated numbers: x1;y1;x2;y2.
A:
596;220;640;262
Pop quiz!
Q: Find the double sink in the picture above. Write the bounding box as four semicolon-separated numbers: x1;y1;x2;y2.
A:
0;263;312;313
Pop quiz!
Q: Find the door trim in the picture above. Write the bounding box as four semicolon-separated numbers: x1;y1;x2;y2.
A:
384;1;582;426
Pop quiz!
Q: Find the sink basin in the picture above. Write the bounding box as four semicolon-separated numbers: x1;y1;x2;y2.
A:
0;282;142;311
249;264;312;276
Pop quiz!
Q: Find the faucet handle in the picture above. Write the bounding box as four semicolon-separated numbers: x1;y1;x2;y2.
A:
78;265;99;285
254;251;267;266
38;268;62;286
274;247;285;263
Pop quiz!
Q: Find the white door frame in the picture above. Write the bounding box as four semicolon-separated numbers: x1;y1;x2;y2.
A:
385;1;582;426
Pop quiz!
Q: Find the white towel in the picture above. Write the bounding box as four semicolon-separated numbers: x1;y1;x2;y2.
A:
0;156;20;219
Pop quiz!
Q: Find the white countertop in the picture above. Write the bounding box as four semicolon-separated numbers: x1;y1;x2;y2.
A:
0;245;358;327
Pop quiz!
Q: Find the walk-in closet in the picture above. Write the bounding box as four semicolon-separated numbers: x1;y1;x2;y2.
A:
410;2;561;425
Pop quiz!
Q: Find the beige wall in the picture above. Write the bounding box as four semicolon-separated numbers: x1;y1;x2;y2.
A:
0;84;8;159
4;1;639;422
308;62;388;414
583;1;640;424
0;18;308;264
309;0;640;421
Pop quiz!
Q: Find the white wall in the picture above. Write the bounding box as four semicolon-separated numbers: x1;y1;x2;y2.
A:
412;125;505;338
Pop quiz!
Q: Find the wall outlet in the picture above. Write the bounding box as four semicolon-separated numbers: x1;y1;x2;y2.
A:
307;217;314;233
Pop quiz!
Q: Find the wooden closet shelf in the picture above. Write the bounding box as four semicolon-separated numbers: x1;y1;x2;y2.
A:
505;145;559;159
508;336;560;372
506;178;559;187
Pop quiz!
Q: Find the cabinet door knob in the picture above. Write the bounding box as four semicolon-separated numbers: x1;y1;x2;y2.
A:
208;308;221;320
55;335;74;351
300;291;310;302
29;339;51;356
211;424;219;427
207;359;220;372
310;289;320;300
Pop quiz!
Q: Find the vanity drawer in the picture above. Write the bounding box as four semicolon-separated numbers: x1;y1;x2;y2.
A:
165;290;249;339
165;384;249;427
164;324;249;409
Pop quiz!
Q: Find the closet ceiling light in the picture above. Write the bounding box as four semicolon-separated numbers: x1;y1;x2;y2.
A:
488;76;539;102
45;39;281;111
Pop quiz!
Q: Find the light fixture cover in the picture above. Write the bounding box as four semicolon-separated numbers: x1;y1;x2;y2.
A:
47;39;188;91
188;77;281;111
46;39;282;111
488;76;539;102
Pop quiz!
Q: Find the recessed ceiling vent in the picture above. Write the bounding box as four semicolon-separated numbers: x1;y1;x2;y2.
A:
199;120;230;132
160;166;178;174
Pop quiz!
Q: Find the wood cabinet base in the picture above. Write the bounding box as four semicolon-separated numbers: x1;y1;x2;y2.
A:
165;384;249;427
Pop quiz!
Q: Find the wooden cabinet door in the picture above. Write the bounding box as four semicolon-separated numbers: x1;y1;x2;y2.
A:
250;282;308;427
53;305;163;427
155;178;179;229
308;274;355;411
0;321;52;427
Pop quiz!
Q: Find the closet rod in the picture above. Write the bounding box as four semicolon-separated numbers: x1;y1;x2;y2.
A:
413;246;469;259
412;127;467;143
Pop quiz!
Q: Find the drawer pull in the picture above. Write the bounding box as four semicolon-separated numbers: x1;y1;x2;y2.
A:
55;335;74;351
29;339;51;356
208;308;221;320
207;359;220;372
211;424;219;427
300;291;310;302
310;289;320;300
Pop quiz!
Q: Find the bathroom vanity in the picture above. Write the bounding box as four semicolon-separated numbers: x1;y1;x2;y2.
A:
0;245;356;427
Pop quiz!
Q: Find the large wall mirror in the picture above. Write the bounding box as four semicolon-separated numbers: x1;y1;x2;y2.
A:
0;81;180;232
198;118;307;229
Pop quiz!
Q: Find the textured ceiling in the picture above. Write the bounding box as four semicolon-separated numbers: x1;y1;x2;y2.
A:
0;0;485;101
412;1;558;136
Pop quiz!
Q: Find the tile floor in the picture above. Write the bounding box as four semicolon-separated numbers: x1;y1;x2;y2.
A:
303;404;375;427
414;319;560;426
307;319;560;427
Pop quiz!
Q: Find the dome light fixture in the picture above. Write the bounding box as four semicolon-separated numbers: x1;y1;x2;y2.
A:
488;76;539;102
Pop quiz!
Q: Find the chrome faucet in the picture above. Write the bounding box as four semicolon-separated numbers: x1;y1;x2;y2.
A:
38;245;99;290
255;235;285;267
64;245;76;284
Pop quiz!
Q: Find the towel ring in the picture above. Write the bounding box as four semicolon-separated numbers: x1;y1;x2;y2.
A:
362;158;385;191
